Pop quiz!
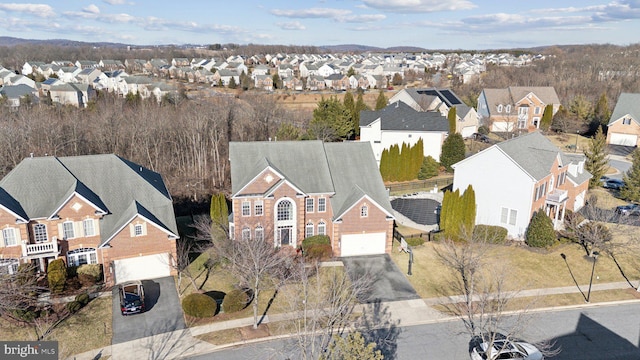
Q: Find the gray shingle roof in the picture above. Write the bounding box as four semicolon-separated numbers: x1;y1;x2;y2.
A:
230;141;393;220
609;93;640;126
360;101;449;132
0;155;177;247
482;87;560;116
496;132;561;181
0;84;36;98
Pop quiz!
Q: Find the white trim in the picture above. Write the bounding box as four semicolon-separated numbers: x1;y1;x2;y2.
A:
99;213;178;248
264;178;307;198
232;166;285;197
48;191;107;220
333;194;394;220
0;204;28;223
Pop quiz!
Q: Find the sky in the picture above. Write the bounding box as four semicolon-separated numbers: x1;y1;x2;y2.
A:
1;1;640;50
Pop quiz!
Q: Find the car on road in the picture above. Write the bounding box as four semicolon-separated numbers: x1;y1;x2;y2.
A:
616;203;640;216
603;178;625;190
470;338;543;360
119;280;145;315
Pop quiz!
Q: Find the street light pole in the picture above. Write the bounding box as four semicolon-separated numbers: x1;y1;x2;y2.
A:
586;251;600;303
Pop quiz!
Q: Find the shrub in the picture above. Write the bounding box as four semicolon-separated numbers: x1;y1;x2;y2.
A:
418;156;439;180
477;125;489;135
77;264;102;282
473;225;508;244
525;211;557;248
302;235;331;250
47;259;67;294
75;293;90;306
222;289;249;313
12;308;38;322
182;293;218;318
66;301;82;314
405;237;425;247
78;273;98;287
305;243;333;260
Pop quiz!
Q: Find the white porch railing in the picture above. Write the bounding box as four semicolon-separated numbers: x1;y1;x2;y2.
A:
546;189;568;203
22;239;58;257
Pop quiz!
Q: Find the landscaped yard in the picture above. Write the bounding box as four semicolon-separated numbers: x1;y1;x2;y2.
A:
0;296;112;358
391;232;640;301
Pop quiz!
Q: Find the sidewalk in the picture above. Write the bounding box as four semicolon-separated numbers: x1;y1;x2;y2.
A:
69;281;640;360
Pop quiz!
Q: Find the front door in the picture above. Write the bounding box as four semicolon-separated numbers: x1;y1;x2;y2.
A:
278;226;292;246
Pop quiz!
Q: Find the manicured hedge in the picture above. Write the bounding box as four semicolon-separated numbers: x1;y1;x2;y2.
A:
182;293;218;318
77;264;102;281
302;235;331;250
222;289;249;313
75;293;90;306
525;211;557;248
47;259;67;294
305;243;333;260
66;301;82;314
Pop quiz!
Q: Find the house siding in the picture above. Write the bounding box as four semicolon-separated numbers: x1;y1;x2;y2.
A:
336;198;393;254
606;117;640;146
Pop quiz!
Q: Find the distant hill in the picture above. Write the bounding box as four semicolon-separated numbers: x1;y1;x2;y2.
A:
0;36;129;48
321;44;431;53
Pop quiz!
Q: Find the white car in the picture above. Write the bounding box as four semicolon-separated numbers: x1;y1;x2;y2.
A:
470;339;543;360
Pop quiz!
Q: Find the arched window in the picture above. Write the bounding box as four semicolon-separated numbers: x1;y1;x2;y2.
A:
497;104;503;113
242;227;251;241
277;200;293;221
305;221;314;238
505;105;511;113
0;258;19;275
34;224;48;243
318;221;326;236
67;248;97;267
255;225;264;241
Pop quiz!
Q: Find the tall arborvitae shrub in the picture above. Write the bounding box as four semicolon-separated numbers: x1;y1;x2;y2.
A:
210;193;229;240
448;106;457;134
461;185;476;237
389;144;400;182
540;104;553;131
439;186;476;241
47;259;67;294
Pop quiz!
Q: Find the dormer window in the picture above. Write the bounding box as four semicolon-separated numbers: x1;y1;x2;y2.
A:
623;117;632;125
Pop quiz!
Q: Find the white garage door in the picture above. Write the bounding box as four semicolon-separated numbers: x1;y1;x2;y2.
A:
610;133;638;146
574;191;586;212
341;233;386;257
114;253;171;284
461;126;476;139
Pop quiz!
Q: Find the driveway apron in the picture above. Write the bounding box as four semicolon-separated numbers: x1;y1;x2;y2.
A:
341;254;419;303
112;276;186;344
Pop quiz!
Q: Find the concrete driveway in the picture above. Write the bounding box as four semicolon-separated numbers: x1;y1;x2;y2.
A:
112;276;186;344
341;254;419;303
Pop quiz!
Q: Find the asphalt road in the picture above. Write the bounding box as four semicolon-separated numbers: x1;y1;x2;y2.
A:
187;302;640;359
609;158;632;180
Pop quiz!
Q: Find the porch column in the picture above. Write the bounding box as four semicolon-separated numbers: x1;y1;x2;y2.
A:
561;203;566;223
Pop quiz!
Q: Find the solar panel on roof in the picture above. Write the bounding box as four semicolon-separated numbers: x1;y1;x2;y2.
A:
439;89;462;105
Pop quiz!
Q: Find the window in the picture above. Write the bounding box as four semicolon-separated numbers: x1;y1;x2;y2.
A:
549;176;554;191
361;205;368;217
83;219;95;237
497;104;503;113
318;221;326;236
306;198;314;213
623;117;632;125
134;224;144;236
0;258;19;275
505;105;511;113
67;248;97;267
500;208;517;226
306;221;314;238
318;198;326;212
255;225;264;241
62;221;75;239
242;201;251;216
34;224;48;243
557;171;566;185
533;117;540;128
518;107;528;115
277;200;293;221
2;228;17;247
517;119;527;129
242;227;251;241
534;106;541;115
254;201;264;216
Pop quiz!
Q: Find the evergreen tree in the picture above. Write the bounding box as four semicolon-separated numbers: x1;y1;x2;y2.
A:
401;142;410;181
275;123;301;141
347;67;356;77
440;133;466;172
525;211;556;248
392;73;403;86
584;127;609;188
540;104;553;131
621;148;640;202
354;92;369;137
418;156;439;179
388;144;400;182
375;91;387;110
272;74;282;89
210;193;229;240
412;139;424;178
322;331;383;360
447;106;457;134
380;148;390;181
461;185;476;237
228;76;237;89
592;92;611;130
309;96;353;141
343;92;356;139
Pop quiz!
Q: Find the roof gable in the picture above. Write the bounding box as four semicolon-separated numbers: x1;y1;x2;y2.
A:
609;93;640;126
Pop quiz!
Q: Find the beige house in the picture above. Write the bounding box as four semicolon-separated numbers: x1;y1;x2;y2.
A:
606;93;640;147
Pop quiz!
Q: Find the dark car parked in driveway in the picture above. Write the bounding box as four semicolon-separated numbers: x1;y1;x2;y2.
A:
119;280;145;315
616;203;640;216
603;178;625;190
472;133;490;143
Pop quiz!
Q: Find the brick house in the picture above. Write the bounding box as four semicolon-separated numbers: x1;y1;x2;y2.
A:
452;132;591;239
229;141;394;257
606;93;640;147
0;154;179;285
477;87;561;133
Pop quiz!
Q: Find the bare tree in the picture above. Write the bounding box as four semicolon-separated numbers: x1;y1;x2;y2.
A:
0;263;43;318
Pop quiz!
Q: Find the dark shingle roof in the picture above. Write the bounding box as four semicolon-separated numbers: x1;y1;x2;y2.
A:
609;93;640;126
360;101;449;132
